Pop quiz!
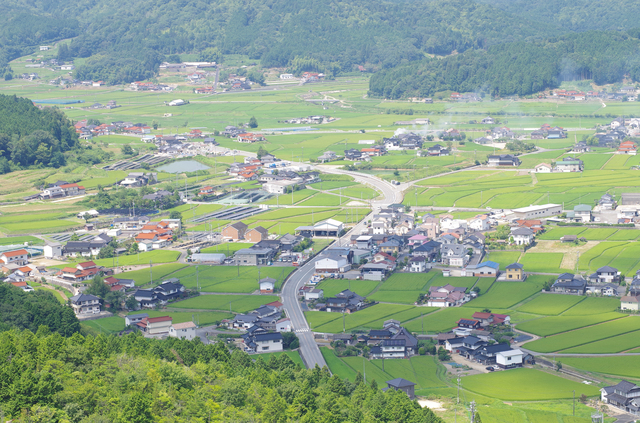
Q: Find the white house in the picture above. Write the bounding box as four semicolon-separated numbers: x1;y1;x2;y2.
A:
276;318;292;332
468;215;491;231
440;216;467;231
264;180;299;194
409;256;427;273
280;74;294;80
510;227;534;245
315;256;351;273
169;321;197;340
44;242;63;259
69;293;101;315
0;249;29;265
246;332;284;353
304;289;324;301
534;163;553;173
259;277;276;294
496;349;523;369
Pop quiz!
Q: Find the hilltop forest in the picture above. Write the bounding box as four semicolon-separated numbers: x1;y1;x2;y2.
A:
0;327;444;422
369;30;640;99
0;95;79;170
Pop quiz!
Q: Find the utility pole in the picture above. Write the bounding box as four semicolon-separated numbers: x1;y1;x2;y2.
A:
470;401;476;423
455;376;461;423
342;311;345;333
149;260;153;285
572;390;575;416
196;265;199;292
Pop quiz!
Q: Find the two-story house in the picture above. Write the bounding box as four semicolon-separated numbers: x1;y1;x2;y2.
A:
551;273;587;294
601;380;640;416
69;293;101;315
589;266;620;283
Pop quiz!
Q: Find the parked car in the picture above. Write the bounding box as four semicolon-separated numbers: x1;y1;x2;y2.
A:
485;366;495;372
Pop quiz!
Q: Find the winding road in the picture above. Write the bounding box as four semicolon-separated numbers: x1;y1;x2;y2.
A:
281;166;401;368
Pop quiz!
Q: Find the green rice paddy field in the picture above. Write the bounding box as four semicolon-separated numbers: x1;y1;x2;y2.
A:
463;368;600;401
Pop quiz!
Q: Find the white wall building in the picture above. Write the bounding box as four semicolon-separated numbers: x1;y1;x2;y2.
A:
169;321;197;340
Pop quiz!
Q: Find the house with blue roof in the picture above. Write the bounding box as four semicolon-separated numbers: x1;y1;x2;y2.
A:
467;261;499;277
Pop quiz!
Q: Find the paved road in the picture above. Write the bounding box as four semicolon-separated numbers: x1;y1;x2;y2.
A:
281;166;402;369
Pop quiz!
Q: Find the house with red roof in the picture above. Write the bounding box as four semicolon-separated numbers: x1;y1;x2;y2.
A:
618;141;637;155
199;186;215;195
138;316;173;335
0;249;29;265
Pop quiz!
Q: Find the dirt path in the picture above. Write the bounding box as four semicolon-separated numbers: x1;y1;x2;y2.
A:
527;240;599;271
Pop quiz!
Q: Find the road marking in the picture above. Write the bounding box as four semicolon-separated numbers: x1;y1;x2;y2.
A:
295;328;310;333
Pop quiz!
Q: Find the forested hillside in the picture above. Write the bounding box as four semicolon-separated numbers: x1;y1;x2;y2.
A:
1;0;562;84
369;31;640;99
0;284;80;336
0;95;79;169
475;0;640;32
0;328;444;422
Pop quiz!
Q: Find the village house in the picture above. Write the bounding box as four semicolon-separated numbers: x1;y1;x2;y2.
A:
551;273;587;294
589;266;620;284
510;227;534;245
427;284;469;307
138;316;173;335
467;261;499;277
534;163;553;173
234;247;275;266
0;249;29;266
169;321;197;340
504;263;525;281
487;155;521;167
618;140;637;155
222;221;248;241
621;296;640;311
409;256;427;272
601;380;640;416
243;332;283;353
496;349;524;369
259;277;276;294
325;290;365;313
245;226;269;243
69;293;101;315
567;204;592;223
555;157;583;172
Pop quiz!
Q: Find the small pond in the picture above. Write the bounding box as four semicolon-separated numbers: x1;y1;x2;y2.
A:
156;160;210;173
